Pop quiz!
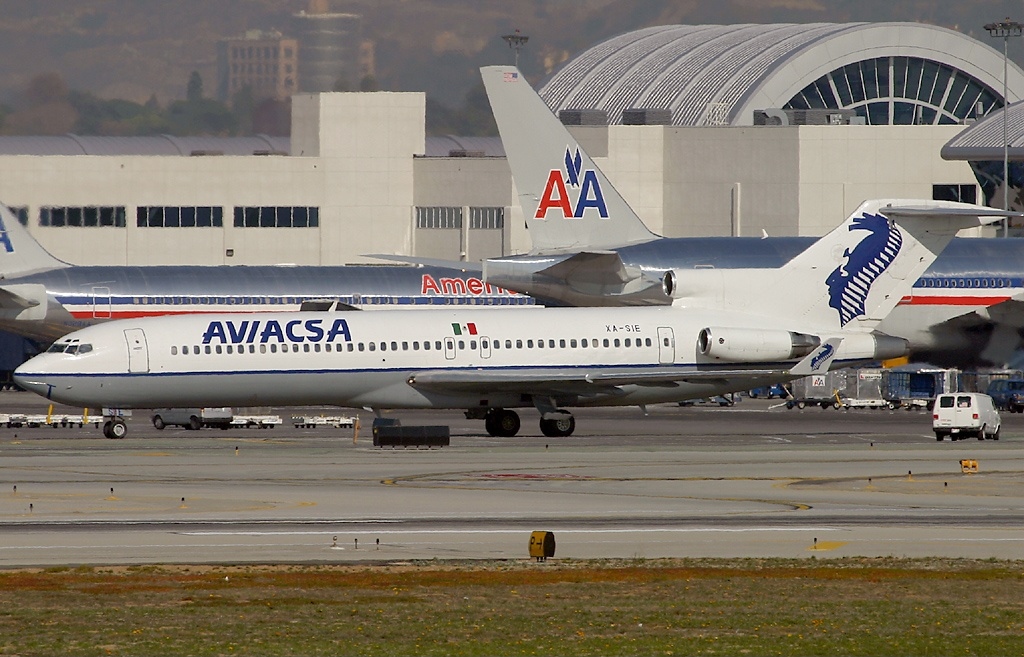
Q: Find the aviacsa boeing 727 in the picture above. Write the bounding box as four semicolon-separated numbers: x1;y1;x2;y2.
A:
14;198;1005;438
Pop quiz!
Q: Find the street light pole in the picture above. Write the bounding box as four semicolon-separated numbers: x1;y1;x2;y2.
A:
985;18;1023;235
501;29;529;68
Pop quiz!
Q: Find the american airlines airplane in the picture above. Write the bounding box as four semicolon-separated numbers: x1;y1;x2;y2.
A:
479;65;1024;366
0;205;531;344
13;199;1004;438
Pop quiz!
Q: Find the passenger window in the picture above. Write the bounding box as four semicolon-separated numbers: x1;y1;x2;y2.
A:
470;340;477;350
292;344;299;353
458;340;465;350
624;339;631;347
226;345;233;354
516;340;523;349
413;341;420;351
325;344;333;352
270;344;277;353
303;344;310;352
391;341;398;351
527;340;533;348
581;339;588;348
402;342;409;351
481;339;488;349
205;345;212;354
603;339;610;347
171;346;178;355
570;339;577;348
423;341;430;351
183;346;189;355
435;341;442;350
358;343;365;352
614;339;621;347
380;342;387;352
559;339;566;348
646;338;652;347
347;344;354;352
369;343;376;352
536;340;543;349
549;340;556;348
505;340;512;349
259;344;267;354
314;343;321;353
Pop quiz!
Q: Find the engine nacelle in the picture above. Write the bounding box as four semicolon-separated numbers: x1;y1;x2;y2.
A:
698;327;821;362
835;332;909;362
662;270;677;298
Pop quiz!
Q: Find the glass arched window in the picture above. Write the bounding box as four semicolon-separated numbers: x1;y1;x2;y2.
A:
785;57;1002;126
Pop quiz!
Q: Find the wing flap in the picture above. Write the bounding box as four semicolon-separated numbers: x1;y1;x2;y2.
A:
408;366;801;397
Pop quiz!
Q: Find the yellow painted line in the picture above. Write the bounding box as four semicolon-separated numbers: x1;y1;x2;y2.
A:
808;541;848;551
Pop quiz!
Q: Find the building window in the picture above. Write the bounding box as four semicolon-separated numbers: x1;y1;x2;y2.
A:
137;206;224;228
233;206;319;228
6;206;29;226
787;56;1001;126
416;206;462;229
933;184;977;204
470;206;504;230
40;206;126;227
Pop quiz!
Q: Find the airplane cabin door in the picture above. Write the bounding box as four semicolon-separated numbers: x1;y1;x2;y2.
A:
92;286;111;318
479;336;491;359
124;328;149;373
444;337;456;360
657;327;675;364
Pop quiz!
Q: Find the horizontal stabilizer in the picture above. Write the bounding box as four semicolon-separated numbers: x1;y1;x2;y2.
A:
0;283;48;320
789;338;843;376
364;254;482;272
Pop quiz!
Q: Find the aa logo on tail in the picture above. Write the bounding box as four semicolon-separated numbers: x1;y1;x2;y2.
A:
0;213;14;253
534;147;609;220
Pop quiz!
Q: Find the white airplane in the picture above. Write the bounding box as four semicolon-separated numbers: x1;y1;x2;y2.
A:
14;199;1002;438
479;65;1024;367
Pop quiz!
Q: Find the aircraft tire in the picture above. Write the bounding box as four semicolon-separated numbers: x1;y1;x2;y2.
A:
188;416;201;431
540;415;575;437
108;419;127;439
153;416;165;430
102;420;112;439
485;409;520;437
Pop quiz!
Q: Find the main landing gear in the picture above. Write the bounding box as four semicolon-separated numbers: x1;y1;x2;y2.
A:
102;418;127;439
482;408;576;437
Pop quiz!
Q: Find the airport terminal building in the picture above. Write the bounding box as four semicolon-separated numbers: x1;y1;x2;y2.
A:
0;21;1021;268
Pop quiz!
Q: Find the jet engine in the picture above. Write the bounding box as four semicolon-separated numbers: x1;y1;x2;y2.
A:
697;327;820;362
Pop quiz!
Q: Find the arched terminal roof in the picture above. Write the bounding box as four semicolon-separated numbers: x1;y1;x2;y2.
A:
0;134;290;156
942;101;1024;160
540;23;1024;126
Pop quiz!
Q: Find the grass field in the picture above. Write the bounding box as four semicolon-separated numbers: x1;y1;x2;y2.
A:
1;558;1022;655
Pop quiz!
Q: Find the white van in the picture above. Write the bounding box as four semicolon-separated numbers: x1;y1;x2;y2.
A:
932;393;1001;441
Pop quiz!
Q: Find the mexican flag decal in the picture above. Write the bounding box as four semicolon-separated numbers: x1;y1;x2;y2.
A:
452;322;478;336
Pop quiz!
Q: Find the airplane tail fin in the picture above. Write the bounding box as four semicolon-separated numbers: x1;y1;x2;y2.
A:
674;199;1011;333
480;65;657;254
0;204;66;276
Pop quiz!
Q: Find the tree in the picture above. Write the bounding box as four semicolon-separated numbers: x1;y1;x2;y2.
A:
187;71;204;102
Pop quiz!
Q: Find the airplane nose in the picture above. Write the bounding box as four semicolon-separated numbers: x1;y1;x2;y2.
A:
12;367;51;399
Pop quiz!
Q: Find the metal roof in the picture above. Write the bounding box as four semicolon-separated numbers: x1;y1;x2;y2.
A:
942;101;1024;160
0;134;290;156
0;134;504;158
540;22;1024;126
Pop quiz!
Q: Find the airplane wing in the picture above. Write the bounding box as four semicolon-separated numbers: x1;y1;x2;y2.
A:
365;254;483;272
407;365;803;397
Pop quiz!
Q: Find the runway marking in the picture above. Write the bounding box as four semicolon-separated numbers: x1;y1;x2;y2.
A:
176;527;846;537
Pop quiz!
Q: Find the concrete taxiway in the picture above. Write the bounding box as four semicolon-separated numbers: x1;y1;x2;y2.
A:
0;392;1022;566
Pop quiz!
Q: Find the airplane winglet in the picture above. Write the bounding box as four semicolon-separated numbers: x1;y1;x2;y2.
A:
789;338;843;376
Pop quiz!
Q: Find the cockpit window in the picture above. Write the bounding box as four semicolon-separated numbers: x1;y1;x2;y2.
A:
45;342;92;355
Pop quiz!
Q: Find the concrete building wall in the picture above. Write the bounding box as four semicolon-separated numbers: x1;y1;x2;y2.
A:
0;92;426;267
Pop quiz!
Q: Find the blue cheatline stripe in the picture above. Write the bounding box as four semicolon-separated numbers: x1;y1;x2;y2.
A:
18;358;867;380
